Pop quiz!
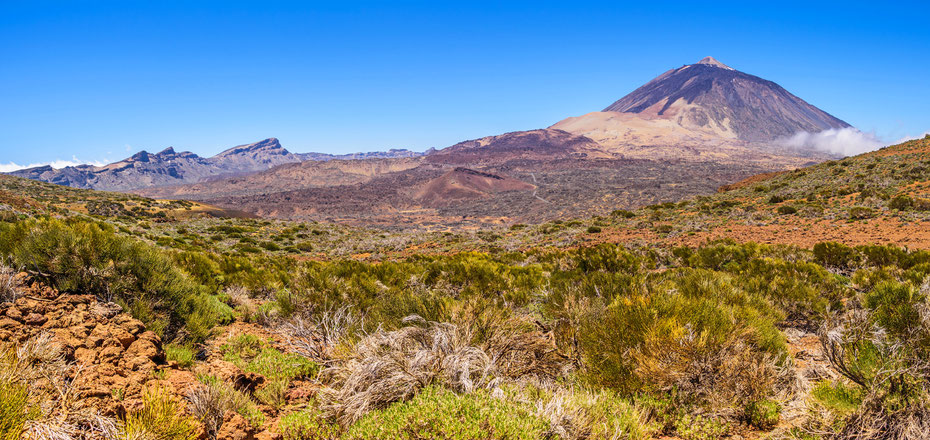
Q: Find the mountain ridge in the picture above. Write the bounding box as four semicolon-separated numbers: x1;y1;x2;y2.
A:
8;138;423;192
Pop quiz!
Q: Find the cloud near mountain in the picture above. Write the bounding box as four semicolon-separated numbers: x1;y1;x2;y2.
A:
778;127;884;157
0;157;109;173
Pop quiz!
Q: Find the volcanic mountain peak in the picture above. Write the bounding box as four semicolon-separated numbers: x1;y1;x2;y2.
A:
568;58;851;144
214;138;288;158
696;56;733;70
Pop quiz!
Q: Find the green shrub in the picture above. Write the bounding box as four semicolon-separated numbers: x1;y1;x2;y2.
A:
122;388;198;440
777;205;798;215
673;414;729;440
0;218;226;341
222;333;318;409
863;281;928;351
164;343;196;368
221;334;264;360
576;268;786;406
343;386;547;440
611;209;636;218
813;242;861;270
738;257;848;320
0;381;34;440
888;194;913;210
280;410;341;440
586;226;602;233
745;399;781;429
563;390;659;440
768;195;785;204
810;380;863;421
222;336;317;381
848;206;874;220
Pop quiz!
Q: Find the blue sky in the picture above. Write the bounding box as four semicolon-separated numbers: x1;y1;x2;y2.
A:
1;0;928;168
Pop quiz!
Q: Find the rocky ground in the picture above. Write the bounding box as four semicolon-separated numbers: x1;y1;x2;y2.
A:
0;275;306;440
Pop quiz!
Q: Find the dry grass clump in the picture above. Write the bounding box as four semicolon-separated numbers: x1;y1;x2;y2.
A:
319;315;496;425
224;285;259;321
279;305;361;366
188;377;265;431
834;394;930;440
187;385;226;440
1;332;124;440
0;263;22;303
455;304;570;383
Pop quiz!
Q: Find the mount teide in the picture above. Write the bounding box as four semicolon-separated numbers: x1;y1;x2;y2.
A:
552;56;848;162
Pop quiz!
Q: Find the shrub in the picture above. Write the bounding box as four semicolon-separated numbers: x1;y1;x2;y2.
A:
534;389;659;440
810;380;863;427
768;195;785;204
813;242;861;271
819;305;930;439
122;388;198;440
279;410;341;440
164;343;196;368
848;206;875;220
611;209;636;219
576;269;788;413
343;386;547;440
862;281;928;352
0;381;33;440
738;257;849;320
673;414;729;440
777;205;798;215
888;195;913;210
195;375;265;428
187;385;226;440
745;399;781;429
320;318;494;425
222;333;318;410
0;218;227;341
586;226;602;233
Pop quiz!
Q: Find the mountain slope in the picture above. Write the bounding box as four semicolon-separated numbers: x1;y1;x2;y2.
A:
604;56;850;141
425;129;610;165
551;57;848;162
414;167;535;206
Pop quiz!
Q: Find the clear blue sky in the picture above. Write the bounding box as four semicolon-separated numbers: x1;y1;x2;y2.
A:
1;0;928;168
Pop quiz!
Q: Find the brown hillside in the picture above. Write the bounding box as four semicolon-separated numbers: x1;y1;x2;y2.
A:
414;167;534;207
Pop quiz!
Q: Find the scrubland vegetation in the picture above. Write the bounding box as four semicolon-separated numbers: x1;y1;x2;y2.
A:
3;138;930;438
2;205;929;439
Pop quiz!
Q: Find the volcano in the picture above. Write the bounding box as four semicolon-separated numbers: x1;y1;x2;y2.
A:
552;56;850;159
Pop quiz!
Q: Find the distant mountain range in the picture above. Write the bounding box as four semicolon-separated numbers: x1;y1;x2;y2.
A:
9;138;422;192
9;57;855;225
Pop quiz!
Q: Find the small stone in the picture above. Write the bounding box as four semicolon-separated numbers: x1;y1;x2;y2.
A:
5;307;23;321
25;313;47;326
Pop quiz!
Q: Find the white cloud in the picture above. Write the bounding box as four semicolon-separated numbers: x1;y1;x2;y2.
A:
894;131;930;144
0;157;109;173
779;127;885;157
